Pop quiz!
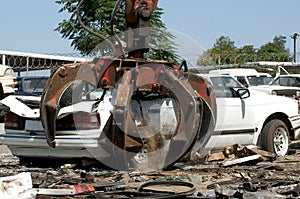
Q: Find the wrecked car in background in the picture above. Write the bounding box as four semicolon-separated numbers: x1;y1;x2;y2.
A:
202;74;300;156
270;74;300;88
14;76;49;96
209;68;300;99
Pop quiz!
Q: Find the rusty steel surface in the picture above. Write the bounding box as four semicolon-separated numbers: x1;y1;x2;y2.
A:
125;0;158;23
40;62;98;147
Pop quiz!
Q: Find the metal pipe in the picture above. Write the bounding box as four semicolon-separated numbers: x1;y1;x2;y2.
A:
2;54;5;65
26;56;29;76
291;33;299;63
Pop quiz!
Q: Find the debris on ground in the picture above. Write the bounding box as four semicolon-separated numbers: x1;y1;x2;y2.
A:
206;144;276;166
1;144;300;198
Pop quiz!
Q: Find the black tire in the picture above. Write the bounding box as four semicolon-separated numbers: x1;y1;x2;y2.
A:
261;119;290;156
0;84;4;123
19;157;65;168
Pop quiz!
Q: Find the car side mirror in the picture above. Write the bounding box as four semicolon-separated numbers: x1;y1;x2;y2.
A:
233;88;250;99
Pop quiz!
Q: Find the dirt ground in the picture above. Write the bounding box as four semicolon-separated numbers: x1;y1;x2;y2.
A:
0;123;300;198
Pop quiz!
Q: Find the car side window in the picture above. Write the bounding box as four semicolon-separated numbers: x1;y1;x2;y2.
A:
276;77;284;86
210;76;240;98
292;77;300;87
236;76;248;87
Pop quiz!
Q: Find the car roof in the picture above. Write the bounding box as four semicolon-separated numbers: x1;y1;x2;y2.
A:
197;73;237;80
17;76;49;80
275;74;300;77
209;68;259;76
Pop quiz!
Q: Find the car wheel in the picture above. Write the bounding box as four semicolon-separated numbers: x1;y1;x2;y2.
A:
261;119;290;156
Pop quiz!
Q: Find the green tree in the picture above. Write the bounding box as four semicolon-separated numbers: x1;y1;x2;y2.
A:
257;35;292;62
199;35;293;66
55;0;179;62
214;35;236;51
235;45;257;63
199;36;237;65
197;51;215;66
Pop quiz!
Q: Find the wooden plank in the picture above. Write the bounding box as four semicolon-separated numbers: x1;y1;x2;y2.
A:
222;154;262;167
207;151;225;162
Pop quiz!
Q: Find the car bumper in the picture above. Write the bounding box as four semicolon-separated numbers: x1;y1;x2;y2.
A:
0;134;110;159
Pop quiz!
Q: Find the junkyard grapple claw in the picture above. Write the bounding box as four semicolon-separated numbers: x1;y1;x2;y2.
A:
40;57;216;171
40;0;216;171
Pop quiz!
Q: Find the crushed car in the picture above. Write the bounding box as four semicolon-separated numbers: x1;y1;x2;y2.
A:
202;74;300;156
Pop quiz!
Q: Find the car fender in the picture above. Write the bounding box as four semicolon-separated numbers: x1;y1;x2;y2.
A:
248;94;300;145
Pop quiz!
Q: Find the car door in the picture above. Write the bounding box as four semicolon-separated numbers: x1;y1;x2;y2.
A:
215;89;254;134
206;76;256;149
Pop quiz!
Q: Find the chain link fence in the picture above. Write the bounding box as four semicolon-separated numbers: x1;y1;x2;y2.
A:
1;50;300;74
197;53;300;66
0;50;92;73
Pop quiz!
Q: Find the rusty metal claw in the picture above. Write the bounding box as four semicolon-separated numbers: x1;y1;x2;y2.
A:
40;62;99;147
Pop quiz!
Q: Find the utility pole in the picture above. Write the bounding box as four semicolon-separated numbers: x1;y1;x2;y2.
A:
291;33;299;63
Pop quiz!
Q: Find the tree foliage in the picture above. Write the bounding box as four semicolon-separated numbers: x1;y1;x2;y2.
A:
55;0;179;62
257;35;291;61
198;35;292;66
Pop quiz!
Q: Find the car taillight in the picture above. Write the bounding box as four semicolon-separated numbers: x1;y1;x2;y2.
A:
4;112;25;130
56;112;100;130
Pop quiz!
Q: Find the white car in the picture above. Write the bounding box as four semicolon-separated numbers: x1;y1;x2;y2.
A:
0;83;206;170
204;74;300;156
0;65;17;99
208;68;273;87
270;74;300;88
0;93;113;162
209;68;300;99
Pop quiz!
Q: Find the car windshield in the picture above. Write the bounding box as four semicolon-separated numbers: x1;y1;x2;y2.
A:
247;75;273;86
210;76;242;88
270;76;300;87
23;78;48;93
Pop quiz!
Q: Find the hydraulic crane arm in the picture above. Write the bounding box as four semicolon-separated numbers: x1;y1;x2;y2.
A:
124;0;158;58
125;0;158;25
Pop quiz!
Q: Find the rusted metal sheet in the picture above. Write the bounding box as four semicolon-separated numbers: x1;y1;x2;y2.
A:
40;62;98;147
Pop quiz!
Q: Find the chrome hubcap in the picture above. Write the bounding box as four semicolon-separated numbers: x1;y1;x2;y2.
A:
273;127;288;156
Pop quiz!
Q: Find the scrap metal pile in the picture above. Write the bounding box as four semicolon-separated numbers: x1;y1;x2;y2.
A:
1;145;300;198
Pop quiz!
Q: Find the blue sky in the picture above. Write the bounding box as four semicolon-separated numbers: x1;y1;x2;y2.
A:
1;0;300;56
